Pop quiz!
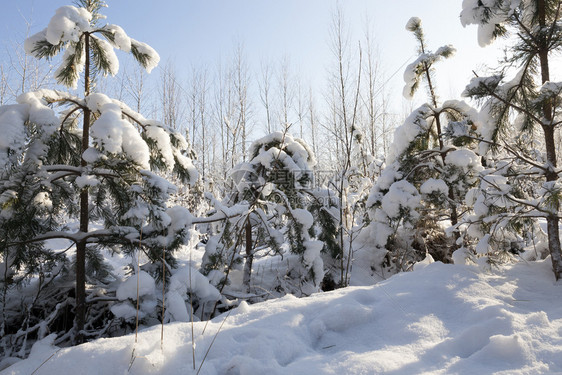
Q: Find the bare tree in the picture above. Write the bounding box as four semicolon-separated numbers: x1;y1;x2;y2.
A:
233;43;252;162
258;59;275;134
124;63;150;114
159;60;185;131
324;6;367;287
213;58;235;180
197;69;210;179
360;18;382;157
324;86;343;164
277;54;294;131
2;16;53;102
0;65;8;105
187;66;200;149
380;91;397;157
295;75;306;139
324;6;362;170
308;86;319;161
109;66;126;102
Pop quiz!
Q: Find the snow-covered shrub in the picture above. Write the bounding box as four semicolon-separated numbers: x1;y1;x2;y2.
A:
164;263;221;322
315;128;379;289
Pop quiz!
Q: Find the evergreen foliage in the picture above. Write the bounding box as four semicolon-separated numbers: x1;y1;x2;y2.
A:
200;131;326;303
365;18;481;274
459;0;562;278
0;0;197;356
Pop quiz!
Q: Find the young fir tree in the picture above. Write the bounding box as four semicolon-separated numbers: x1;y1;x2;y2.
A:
201;131;325;300
460;0;562;279
0;0;197;350
402;17;464;260
365;18;481;272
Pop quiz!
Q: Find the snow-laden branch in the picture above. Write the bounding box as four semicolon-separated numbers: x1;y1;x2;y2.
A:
6;228;113;247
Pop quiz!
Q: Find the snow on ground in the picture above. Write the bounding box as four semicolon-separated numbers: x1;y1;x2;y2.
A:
4;259;562;375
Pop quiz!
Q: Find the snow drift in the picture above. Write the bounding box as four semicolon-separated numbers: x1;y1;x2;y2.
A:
3;259;562;374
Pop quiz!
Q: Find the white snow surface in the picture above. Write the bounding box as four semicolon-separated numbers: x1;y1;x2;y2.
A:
168;265;221;304
386;105;430;164
402;46;455;100
381;179;421;219
420;178;449;196
130;39;160;74
105;24;132;52
0;91;59;167
5;259;562;374
476;233;492;255
116;271;156;301
460;0;521;47
291;208;314;230
445;149;481;170
45;6;92;45
90;102;150;168
32;192;53;210
145;123;175;170
249;131;316;173
75;174;100;188
0;105;29;166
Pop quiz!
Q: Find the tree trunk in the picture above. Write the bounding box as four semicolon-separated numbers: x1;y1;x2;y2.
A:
423;61;460;248
538;0;562;280
242;217;253;292
75;32;91;343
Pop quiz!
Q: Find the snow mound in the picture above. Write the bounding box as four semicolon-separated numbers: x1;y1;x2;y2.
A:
45;6;92;46
116;271;155;301
5;260;562;374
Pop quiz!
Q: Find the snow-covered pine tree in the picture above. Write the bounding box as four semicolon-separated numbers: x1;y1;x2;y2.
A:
401;17;464;260
459;0;562;278
201;131;324;301
364;17;481;273
0;0;197;352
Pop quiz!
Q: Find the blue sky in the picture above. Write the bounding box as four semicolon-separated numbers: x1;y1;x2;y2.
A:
0;0;505;113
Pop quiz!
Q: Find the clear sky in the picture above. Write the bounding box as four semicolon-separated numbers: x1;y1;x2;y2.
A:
0;0;506;113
